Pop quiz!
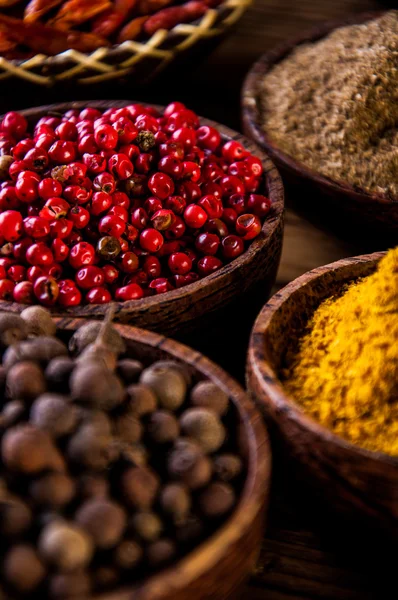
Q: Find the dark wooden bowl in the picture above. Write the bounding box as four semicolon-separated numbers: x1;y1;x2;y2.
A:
1;100;284;337
241;11;398;240
54;317;271;600
247;252;398;536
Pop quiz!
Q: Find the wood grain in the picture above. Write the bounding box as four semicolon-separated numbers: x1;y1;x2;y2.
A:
55;317;271;600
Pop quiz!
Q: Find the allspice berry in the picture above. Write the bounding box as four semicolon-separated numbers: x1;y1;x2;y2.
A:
75;499;127;549
152;360;192;386
0;496;32;536
160;483;191;524
76;342;117;371
45;357;75;392
127;383;157;415
3;544;46;593
140;364;187;410
213;454;243;482
79;474;109;500
3;337;68;369
117;359;144;384
67;424;115;471
131;512;163;542
30;394;78;438
148;410;179;444
167;438;212;489
20;306;56;337
70;363;125;410
119;442;148;466
69;321;126;356
49;571;92;600
1;400;25;427
198;482;235;518
190;381;229;416
39;521;93;572
120;466;160;510
146;539;176;568
2;424;65;474
180;408;225;454
6;361;46;402
114;539;142;570
30;473;76;508
0;313;27;348
113;411;142;444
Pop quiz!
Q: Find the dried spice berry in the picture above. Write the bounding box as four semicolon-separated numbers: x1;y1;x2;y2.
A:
190;381;229;416
75;499;127;549
6;360;46;402
140;363;187;410
3;544;46;593
114;539;142;570
38;521;93;572
0;496;32;537
180;408;226;454
70;363;125;410
127;383;157;415
30;473;76;508
160;483;191;524
2;424;65;474
30;393;77;438
198;482;235;518
147;410;179;444
20;305;56;337
120;466;160;510
213;454;243;482
0;313;27;347
131;511;163;542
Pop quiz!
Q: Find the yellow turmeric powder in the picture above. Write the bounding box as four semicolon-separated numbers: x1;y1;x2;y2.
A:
284;248;398;456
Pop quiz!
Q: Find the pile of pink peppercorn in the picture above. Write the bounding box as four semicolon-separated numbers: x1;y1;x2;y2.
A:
0;103;271;307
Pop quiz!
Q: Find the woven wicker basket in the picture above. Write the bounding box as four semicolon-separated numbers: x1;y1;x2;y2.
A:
0;0;251;86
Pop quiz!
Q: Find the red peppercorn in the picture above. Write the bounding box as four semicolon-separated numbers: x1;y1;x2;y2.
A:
184;205;207;229
108;206;128;222
108;154;134;180
164;102;186;117
220;175;245;197
90;191;112;216
158;156;183;179
13;237;33;261
2;111;27;139
236;213;262;240
40;198;70;221
112;191;130;210
8;265;26;283
151;209;175;231
196;125;221;152
48;140;76;164
195;232;220;255
94;124;118;150
0;278;15;300
52;238;69;262
204;218;229;238
198;195;223;219
69;206;90;229
197;256;223;275
221;140;249;163
50;219;73;240
86;286;111;304
201;182;222;200
246;194;271;217
38;178;62;200
120;251;139;273
103;263;119;284
221;235;245;259
177;181;201;203
24;147;49;172
75;266;105;289
43;263;62;280
15;176;39;203
168;252;192;275
59;283;82;306
0;210;23;241
99;215;125;238
115;283;144;301
172;128;196;150
143;255;161;279
23;216;50;239
148;172;175;200
148;277;174;295
222;208;238;228
165;195;186;215
26;242;53;266
113;118;138;145
13;138;35;159
13;281;34;304
0;186;20;211
69;242;95;269
27;266;44;282
140;229;164;253
33;275;59;306
131;208;148;230
165;216;186;240
227;194;246;215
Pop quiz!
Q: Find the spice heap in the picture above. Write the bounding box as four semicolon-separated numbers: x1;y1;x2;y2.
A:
284;248;398;456
260;11;398;198
0;307;244;598
0;103;270;307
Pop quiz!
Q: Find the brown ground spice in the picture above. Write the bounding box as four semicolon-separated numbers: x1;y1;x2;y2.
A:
260;11;398;199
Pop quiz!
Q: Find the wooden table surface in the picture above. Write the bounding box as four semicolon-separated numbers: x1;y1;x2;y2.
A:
0;0;395;598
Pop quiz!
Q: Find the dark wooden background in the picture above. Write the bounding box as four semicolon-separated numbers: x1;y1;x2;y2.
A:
1;1;397;598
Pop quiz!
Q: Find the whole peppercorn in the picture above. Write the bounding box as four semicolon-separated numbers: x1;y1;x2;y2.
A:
70;363;125;410
120;466;160;510
49;571;92;600
3;544;46;593
38;521;93;572
76;340;117;371
190;381;229;416
117;359;144;384
136;130;156;152
127;383;157;415
30;473;76;508
67;423;115;471
131;511;163;542
79;474;109;500
0;155;13;179
82;410;112;435
113;411;142;444
3;336;68;370
198;482;235;518
75;499;127;549
152;360;192;386
148;410;180;444
45;356;75;392
140;363;187;411
167;438;212;490
114;539;142;570
20;305;56;337
180;408;226;454
69;321;126;355
6;360;46;401
0;496;32;536
2;424;65;474
96;235;121;260
30;393;78;438
0;313;27;348
1;400;25;427
146;539;176;568
213;454;243;482
160;483;191;524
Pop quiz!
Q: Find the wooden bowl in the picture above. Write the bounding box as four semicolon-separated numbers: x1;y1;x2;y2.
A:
247;252;398;536
54;317;271;600
0;100;284;337
241;11;398;239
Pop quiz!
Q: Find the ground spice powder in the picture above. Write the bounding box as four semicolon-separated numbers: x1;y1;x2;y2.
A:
283;248;398;456
261;11;398;199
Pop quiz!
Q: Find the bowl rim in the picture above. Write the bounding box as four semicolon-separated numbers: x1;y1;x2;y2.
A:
241;9;397;206
0;99;284;317
247;250;398;468
56;317;271;600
